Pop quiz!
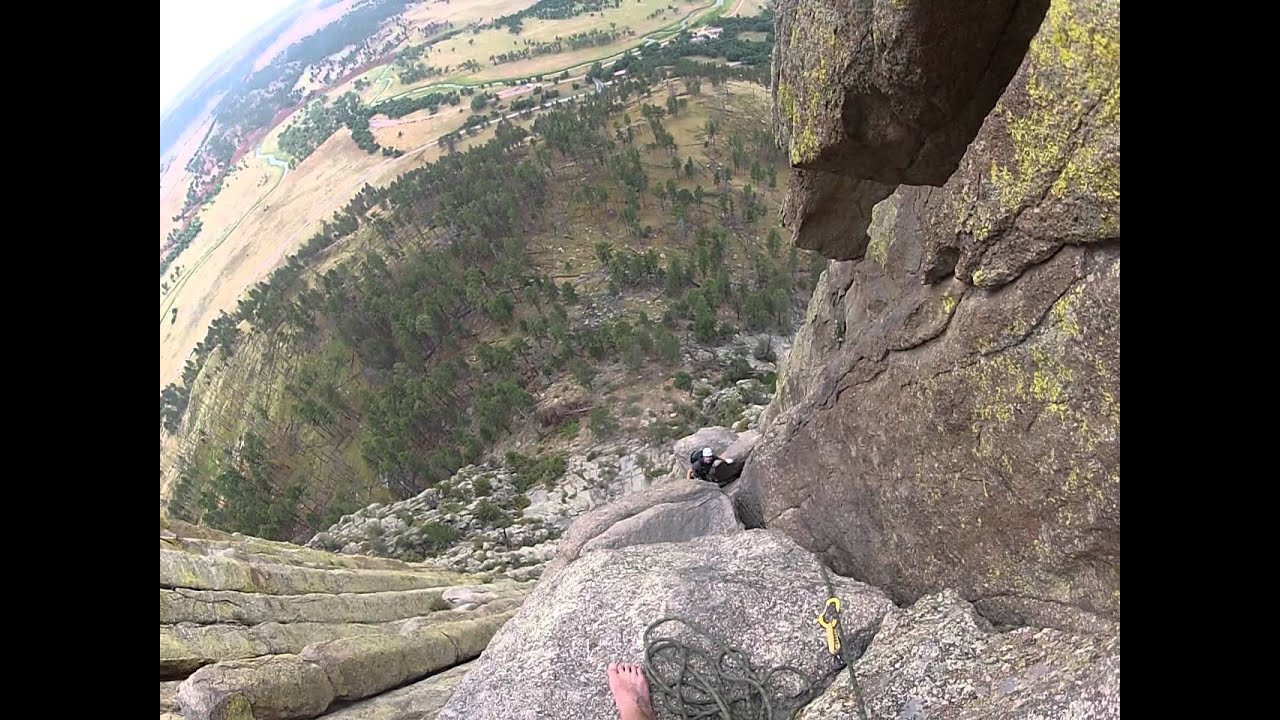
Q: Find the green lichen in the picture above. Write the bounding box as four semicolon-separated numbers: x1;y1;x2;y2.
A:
961;326;1116;463
993;0;1120;209
1029;347;1073;419
969;354;1021;426
866;194;900;268
222;696;254;720
783;11;842;165
778;83;796;130
1052;284;1085;338
1064;468;1080;493
1101;389;1118;418
792;126;820;165
942;294;957;315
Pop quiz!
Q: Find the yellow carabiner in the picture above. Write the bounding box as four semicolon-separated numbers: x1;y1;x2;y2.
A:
816;597;841;655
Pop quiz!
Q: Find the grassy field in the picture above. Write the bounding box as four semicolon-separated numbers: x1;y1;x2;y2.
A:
159;104;516;388
432;0;707;80
341;0;714;103
725;0;770;17
403;0;538;27
370;105;467;148
160;0;770;390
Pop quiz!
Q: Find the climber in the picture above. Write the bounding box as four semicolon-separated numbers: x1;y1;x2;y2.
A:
607;662;654;720
688;446;719;480
688;446;741;485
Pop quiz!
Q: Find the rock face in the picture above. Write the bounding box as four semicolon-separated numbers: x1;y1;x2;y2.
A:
798;590;1119;719
319;662;474;720
774;0;1048;185
745;0;1120;622
433;473;1116;720
541;479;741;580
160;523;525;719
439;530;895;720
772;0;1052;258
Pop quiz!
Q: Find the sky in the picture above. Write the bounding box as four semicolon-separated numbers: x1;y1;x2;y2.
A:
160;0;297;115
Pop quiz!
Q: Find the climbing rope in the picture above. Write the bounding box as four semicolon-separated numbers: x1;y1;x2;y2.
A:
638;560;869;720
641;615;842;720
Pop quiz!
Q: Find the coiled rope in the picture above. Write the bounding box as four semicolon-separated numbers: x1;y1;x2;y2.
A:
638;562;868;720
641;615;842;719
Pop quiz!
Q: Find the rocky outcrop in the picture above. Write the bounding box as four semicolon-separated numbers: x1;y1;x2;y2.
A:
310;442;672;579
742;242;1120;619
670;426;738;471
541;479;740;580
723;429;762;464
772;0;1052;258
773;0;1117;270
160;524;524;719
669;426;762;480
309;463;562;574
308;417;775;582
161;680;182;714
439;530;896;720
798;590;1119;719
319;662;473;719
746;0;1120;622
432;472;1116;720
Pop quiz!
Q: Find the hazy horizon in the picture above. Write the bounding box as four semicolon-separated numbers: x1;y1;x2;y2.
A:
160;0;298;116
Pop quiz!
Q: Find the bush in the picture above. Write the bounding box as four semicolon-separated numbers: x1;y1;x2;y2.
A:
507;451;567;492
716;397;745;426
556;418;581;439
645;419;691;443
416;521;461;554
723;356;754;385
673;371;692;392
623;343;644;370
472;476;493;497
693;308;717;343
513;493;531;513
674;401;700;422
656;328;681;363
473;499;506;524
570;357;597;388
590;406;618;439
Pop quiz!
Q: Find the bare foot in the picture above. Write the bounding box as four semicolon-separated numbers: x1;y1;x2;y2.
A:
607;662;654;720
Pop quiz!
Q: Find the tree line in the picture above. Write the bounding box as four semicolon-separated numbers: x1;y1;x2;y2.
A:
492;0;623;34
